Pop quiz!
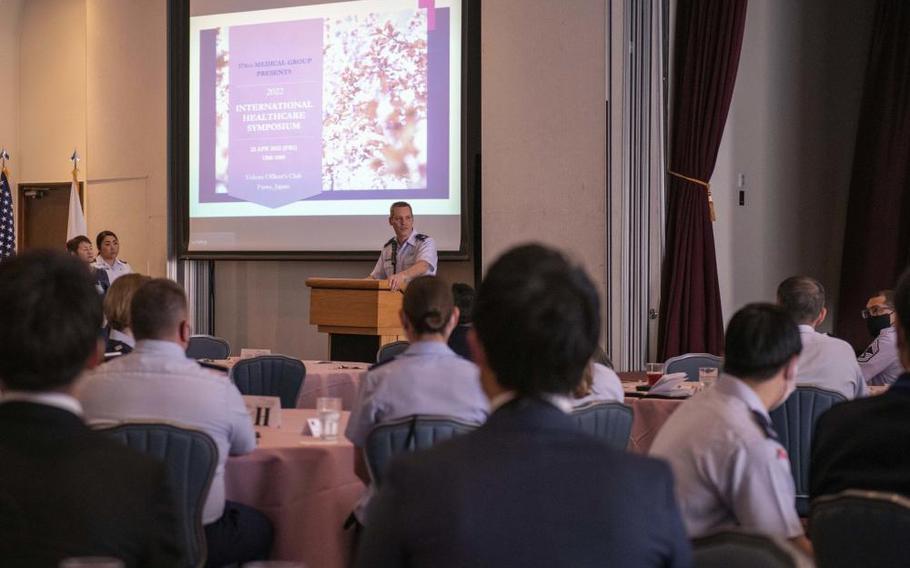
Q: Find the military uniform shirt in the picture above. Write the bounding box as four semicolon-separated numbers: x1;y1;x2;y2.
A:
650;374;803;539
345;341;488;448
573;363;625;407
369;230;437;280
859;326;903;386
92;257;133;284
795;325;867;399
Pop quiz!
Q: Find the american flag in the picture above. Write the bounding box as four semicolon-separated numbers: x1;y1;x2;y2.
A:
0;167;13;259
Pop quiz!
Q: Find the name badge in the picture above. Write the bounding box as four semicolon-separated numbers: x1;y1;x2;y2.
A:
243;395;282;429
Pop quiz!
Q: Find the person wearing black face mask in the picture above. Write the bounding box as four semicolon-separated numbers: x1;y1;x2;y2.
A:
858;289;902;386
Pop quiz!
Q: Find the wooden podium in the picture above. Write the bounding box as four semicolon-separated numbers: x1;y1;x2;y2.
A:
306;278;405;363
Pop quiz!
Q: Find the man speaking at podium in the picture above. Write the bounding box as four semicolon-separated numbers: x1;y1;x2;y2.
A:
369;201;437;290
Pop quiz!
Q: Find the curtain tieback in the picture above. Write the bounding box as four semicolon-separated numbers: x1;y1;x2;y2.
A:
668;170;716;222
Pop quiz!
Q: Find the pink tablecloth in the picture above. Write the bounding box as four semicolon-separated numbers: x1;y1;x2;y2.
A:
296;361;367;410
625;398;685;454
225;410;365;568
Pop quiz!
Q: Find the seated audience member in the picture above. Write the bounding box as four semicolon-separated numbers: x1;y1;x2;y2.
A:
92;230;132;284
777;276;866;399
858;289;902;386
0;250;181;566
356;244;691;567
346;276;488;520
79;278;272;567
811;270;910;499
447;282;475;359
573;360;624;406
66;234;110;294
103;273;150;357
650;303;810;555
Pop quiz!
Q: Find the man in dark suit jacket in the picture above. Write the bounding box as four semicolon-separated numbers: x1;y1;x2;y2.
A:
810;268;910;500
356;244;692;568
0;250;182;567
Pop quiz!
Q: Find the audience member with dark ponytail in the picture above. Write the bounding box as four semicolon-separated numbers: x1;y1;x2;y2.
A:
345;275;488;525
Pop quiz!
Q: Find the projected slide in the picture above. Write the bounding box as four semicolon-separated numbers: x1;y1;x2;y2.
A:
189;0;462;252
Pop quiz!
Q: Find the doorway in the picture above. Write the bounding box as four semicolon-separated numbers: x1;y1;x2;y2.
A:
17;181;85;251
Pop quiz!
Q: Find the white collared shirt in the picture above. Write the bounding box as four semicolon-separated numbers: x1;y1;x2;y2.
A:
92;257;133;284
489;390;574;414
1;390;83;416
650;374;802;539
795;324;867;399
370;229;438;279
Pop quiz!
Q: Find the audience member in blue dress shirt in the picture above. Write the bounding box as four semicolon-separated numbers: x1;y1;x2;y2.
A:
0;250;181;566
66;234;110;295
446;282;475;360
102;273;149;357
346;276;488;523
79;278;272;567
356;244;692;568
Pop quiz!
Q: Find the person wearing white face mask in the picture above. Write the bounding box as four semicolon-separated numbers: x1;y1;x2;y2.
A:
650;303;811;558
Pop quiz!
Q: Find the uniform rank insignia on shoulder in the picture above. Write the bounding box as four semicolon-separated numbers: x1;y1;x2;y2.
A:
119;259;128;264
751;410;779;441
384;237;396;248
415;233;428;241
858;342;880;362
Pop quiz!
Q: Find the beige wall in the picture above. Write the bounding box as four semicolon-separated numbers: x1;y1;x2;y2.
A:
713;0;873;331
214;0;609;359
16;0;167;276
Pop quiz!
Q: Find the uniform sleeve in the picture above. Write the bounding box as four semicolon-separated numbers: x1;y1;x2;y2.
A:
226;383;256;455
415;236;438;274
851;358;869;398
370;249;387;279
858;337;890;383
345;372;384;448
726;441;804;538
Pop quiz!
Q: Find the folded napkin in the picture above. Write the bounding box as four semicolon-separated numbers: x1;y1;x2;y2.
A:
649;372;698;397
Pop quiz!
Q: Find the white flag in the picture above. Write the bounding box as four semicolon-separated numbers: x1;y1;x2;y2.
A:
66;174;86;241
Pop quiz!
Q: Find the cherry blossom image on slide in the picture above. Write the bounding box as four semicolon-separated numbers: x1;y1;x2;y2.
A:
322;10;429;191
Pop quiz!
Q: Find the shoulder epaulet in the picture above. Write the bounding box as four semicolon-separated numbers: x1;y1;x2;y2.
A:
415;233;428;242
751;410;779;441
384;237;396;248
369;357;396;371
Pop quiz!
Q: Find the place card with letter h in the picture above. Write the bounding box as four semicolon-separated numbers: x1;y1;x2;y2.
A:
243;395;282;429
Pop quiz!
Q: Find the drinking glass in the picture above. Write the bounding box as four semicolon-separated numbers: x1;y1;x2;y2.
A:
645;362;665;386
316;397;342;441
699;367;719;388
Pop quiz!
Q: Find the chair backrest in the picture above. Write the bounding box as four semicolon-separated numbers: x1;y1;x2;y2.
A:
769;386;846;515
185;335;231;360
664;352;722;381
692;531;812;568
230;355;306;409
365;415;477;486
376;340;410;364
811;490;910;568
101;422;218;568
571;401;633;450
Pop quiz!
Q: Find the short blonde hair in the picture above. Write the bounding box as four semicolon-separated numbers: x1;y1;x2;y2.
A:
103;273;150;331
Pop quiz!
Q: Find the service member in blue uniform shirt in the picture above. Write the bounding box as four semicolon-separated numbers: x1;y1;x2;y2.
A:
369;201;437;290
859;289;903;386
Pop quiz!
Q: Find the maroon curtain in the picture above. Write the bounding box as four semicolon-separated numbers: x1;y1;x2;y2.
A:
835;0;910;351
657;0;748;360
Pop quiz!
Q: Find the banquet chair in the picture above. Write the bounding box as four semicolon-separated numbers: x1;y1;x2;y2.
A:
664;353;722;381
810;490;910;568
571;401;633;450
692;531;812;568
101;422;217;568
769;386;846;516
185;334;231;360
230;355;306;409
376;340;410;364
365;415;477;486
